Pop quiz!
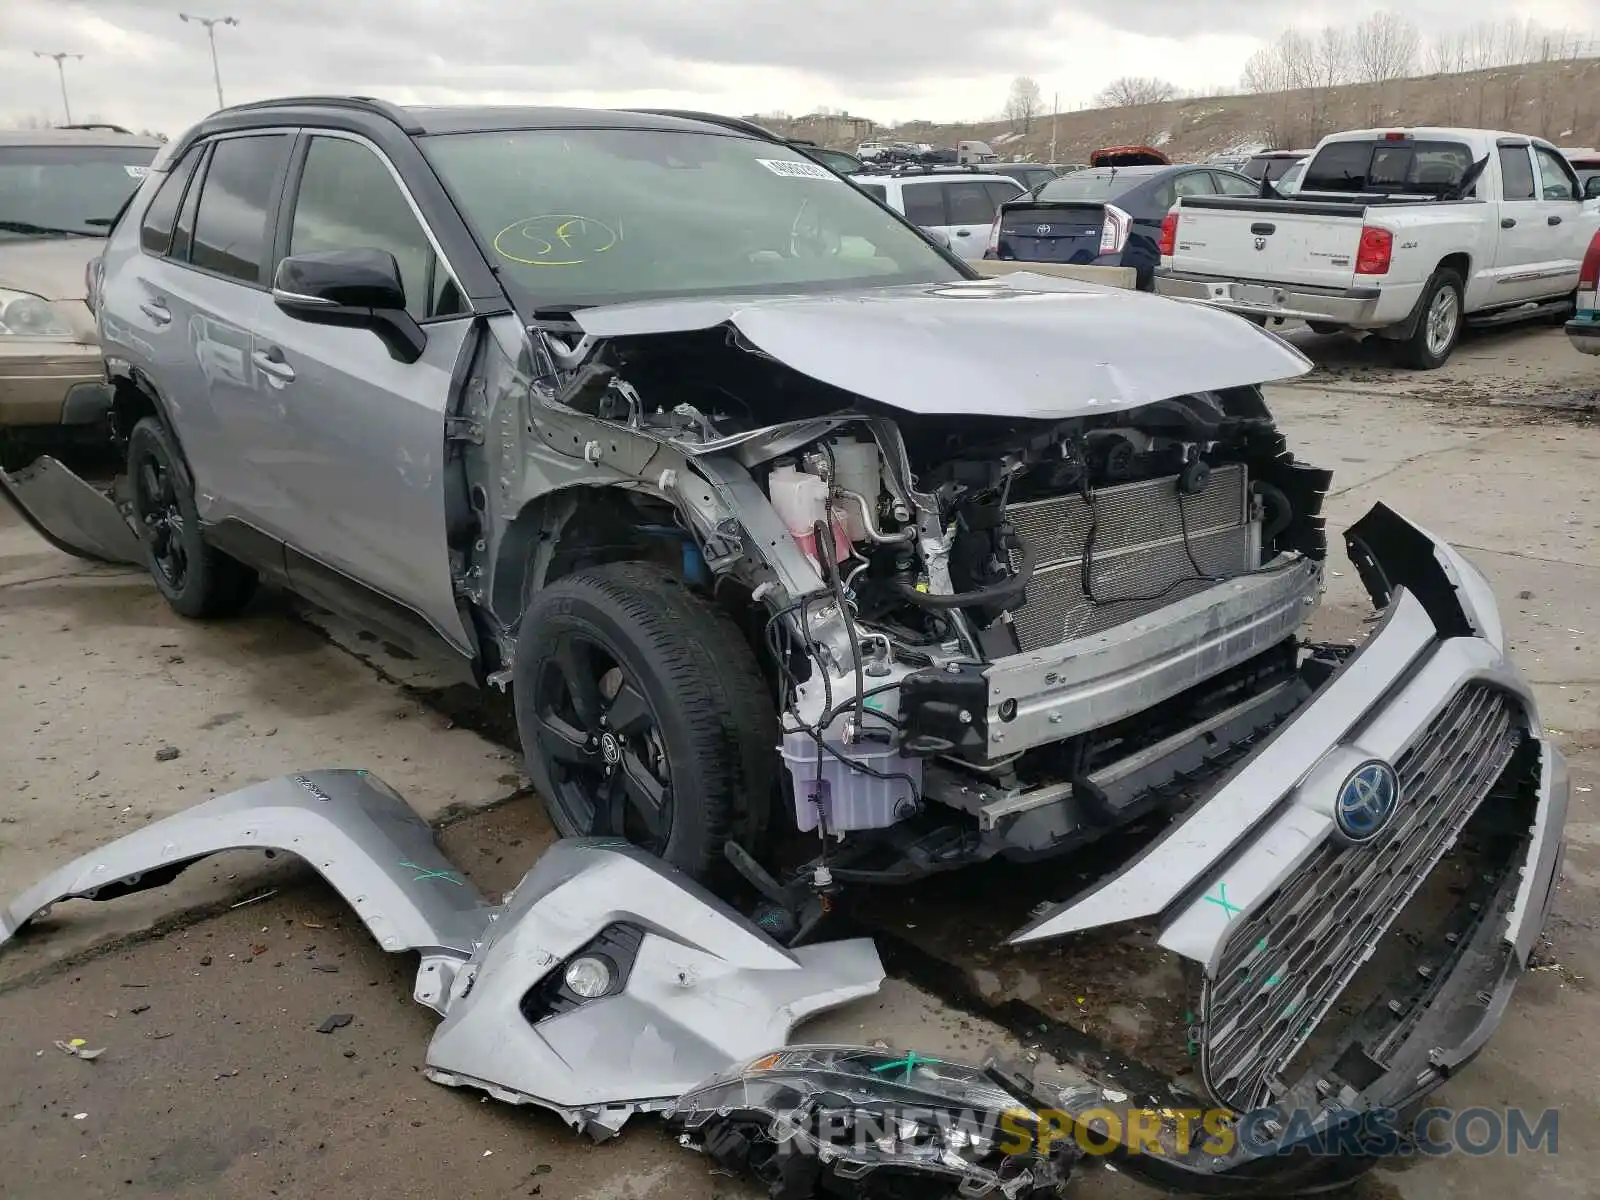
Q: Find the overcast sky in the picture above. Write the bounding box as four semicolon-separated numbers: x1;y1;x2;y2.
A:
0;0;1592;136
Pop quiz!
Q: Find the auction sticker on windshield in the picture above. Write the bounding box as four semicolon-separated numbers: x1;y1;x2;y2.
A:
756;158;840;181
124;165;150;178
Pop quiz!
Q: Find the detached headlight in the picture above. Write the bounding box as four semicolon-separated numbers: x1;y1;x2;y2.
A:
0;288;74;338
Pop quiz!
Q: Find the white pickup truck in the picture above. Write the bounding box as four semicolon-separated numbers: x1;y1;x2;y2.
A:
1155;127;1600;367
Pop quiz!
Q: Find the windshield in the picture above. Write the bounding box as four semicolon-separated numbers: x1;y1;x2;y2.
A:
0;143;156;239
422;128;962;308
1301;139;1474;196
1033;171;1139;203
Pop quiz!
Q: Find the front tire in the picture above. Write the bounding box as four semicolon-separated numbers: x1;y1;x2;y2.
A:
1393;269;1464;369
127;416;256;618
513;562;780;880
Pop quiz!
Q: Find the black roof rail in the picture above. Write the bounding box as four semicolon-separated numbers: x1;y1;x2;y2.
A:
213;95;423;134
872;162;988;176
620;109;787;144
57;122;135;134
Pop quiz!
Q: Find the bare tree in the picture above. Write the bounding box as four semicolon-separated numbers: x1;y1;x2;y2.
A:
1312;28;1353;90
1094;76;1177;108
1004;75;1042;133
6;112;53;130
1240;30;1324;146
1351;12;1419;83
1425;31;1467;75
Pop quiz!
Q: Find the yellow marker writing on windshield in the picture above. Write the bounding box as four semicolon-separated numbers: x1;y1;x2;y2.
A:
492;214;619;266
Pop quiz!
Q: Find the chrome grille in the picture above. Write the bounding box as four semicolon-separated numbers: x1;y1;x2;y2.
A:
1005;464;1254;652
1200;685;1522;1111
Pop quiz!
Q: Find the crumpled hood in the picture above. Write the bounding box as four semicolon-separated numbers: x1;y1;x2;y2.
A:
570;275;1312;420
0;236;102;301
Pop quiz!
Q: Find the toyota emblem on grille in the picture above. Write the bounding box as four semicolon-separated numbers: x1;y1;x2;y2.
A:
1035;223;1051;235
1334;760;1400;843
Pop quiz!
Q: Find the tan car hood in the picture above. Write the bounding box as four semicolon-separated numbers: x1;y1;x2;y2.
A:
0;236;102;301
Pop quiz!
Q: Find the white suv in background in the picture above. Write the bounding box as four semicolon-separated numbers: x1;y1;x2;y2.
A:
849;168;1025;259
856;141;890;161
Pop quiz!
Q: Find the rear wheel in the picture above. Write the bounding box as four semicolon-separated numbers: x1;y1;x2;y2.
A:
513;562;780;880
127;416;256;618
1305;321;1344;336
1392;269;1464;369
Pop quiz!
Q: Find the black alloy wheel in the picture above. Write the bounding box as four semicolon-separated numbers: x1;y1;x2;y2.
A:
529;631;675;852
513;562;781;880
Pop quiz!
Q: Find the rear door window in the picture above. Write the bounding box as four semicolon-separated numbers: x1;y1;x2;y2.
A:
899;182;945;226
1497;147;1537;201
186;133;291;284
1212;172;1258;196
1173;171;1216;199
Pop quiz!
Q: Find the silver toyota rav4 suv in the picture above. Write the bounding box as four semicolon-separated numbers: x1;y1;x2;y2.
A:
2;96;1567;1188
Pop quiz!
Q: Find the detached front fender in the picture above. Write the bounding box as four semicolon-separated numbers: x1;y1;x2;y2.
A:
0;770;495;960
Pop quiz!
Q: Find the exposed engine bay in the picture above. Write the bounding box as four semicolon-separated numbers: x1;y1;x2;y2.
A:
527;316;1334;912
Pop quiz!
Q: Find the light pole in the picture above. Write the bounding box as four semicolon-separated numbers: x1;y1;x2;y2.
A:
33;52;84;125
178;13;239;110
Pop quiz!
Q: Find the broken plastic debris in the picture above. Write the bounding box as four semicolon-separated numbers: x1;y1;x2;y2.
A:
54;1038;104;1061
317;1012;354;1034
72;1113;87;1120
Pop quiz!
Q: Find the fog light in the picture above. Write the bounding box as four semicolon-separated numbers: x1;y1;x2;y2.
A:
563;955;613;999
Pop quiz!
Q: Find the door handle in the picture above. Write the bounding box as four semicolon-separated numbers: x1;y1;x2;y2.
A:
250;348;296;384
1500;217;1517;228
138;298;171;325
955;229;971;236
1548;215;1563;225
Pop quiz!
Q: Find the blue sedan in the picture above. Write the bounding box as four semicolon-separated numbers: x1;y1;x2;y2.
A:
983;163;1260;289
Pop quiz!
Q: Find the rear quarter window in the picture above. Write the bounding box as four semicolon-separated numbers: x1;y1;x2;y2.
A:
139;149;202;255
855;182;886;203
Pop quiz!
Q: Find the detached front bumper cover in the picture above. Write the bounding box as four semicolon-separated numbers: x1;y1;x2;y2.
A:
995;502;1567;1192
0;770;885;1139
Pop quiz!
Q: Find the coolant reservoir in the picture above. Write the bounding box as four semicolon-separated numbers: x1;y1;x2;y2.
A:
769;464;850;569
828;437;882;542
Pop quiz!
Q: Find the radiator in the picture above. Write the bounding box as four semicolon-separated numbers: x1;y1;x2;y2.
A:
1004;463;1256;652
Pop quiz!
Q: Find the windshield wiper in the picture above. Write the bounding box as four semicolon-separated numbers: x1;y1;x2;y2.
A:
0;219;99;237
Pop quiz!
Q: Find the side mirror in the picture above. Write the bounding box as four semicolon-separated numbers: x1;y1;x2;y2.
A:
272;248;426;364
1584;176;1600;200
926;228;952;249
